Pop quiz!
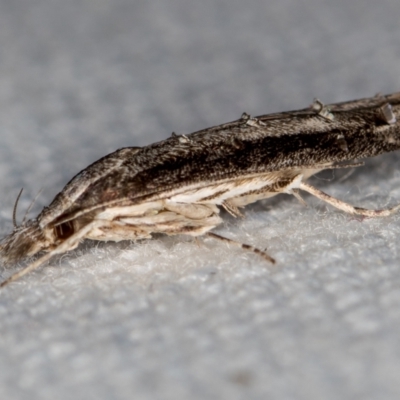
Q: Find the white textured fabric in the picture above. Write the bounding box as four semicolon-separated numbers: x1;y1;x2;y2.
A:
1;1;400;399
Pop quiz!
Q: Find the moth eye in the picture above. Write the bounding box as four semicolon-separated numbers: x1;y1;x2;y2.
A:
54;221;75;240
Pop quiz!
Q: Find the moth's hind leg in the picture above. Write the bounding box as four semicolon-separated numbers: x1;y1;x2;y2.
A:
206;232;275;264
299;182;400;217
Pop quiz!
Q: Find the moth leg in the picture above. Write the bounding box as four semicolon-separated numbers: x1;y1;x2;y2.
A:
0;221;100;288
0;248;58;288
206;232;275;264
299;182;400;217
222;200;244;218
327;161;364;169
291;189;308;207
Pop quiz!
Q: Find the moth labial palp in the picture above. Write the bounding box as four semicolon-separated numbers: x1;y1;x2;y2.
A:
2;91;400;287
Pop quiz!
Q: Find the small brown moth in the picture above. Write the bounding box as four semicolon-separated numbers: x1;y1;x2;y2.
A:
1;92;400;287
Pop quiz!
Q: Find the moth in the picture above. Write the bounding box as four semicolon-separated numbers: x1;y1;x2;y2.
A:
1;92;400;287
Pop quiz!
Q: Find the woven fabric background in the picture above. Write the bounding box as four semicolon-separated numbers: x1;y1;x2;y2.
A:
1;1;400;399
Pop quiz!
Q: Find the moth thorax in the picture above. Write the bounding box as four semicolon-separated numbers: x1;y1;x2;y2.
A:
54;221;75;240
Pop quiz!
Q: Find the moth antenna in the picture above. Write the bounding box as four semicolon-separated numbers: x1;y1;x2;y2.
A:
22;188;43;225
12;188;24;228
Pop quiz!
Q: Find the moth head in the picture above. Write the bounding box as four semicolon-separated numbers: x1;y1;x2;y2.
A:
0;219;52;265
0;217;80;265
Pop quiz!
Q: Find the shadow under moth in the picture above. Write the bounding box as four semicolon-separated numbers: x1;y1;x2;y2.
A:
1;92;400;287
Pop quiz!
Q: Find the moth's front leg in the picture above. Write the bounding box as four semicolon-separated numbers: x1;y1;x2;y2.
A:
0;220;102;288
